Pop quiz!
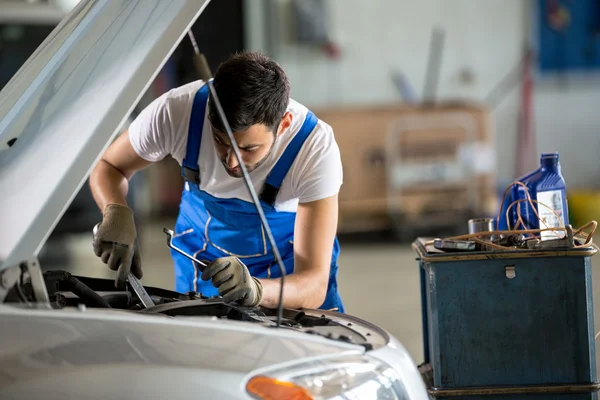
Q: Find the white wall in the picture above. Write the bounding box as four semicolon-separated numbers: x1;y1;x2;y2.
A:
245;0;600;187
535;80;600;187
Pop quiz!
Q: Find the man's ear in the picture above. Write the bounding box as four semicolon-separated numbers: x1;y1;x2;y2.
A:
277;112;293;137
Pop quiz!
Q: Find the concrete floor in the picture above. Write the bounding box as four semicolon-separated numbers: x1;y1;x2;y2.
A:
45;218;600;372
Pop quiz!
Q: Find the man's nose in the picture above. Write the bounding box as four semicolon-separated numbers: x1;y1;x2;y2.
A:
226;149;239;169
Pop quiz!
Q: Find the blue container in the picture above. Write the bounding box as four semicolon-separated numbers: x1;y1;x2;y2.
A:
413;238;599;399
497;169;540;231
498;153;569;235
513;152;569;237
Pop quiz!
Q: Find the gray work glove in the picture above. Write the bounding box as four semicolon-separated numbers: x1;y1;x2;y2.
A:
92;204;142;286
202;256;263;307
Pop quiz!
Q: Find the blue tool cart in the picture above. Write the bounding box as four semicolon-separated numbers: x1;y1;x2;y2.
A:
413;237;599;399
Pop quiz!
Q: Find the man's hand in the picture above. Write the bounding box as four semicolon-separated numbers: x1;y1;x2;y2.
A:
202;256;263;307
92;203;142;283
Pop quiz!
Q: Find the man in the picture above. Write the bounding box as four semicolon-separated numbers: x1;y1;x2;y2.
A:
89;51;344;312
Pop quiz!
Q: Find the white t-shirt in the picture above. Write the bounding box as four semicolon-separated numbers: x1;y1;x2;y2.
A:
128;80;343;212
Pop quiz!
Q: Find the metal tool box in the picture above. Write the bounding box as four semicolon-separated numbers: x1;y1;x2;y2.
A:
412;238;599;399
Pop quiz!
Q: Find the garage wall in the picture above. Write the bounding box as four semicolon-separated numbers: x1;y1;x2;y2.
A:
244;0;600;187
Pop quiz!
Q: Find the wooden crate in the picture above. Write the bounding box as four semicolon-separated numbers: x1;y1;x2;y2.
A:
312;102;496;234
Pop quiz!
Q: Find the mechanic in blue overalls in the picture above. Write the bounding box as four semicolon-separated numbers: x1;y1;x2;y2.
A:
90;52;344;312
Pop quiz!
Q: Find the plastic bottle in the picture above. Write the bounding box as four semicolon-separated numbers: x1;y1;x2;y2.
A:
512;152;569;240
496;166;540;231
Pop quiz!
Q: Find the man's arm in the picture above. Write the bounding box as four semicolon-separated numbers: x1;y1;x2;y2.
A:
258;193;338;309
89;130;153;210
89;130;156;280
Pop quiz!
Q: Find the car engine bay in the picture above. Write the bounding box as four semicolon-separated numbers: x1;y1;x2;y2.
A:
3;268;388;351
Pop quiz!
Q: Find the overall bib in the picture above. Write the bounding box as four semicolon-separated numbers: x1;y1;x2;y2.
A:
170;84;344;313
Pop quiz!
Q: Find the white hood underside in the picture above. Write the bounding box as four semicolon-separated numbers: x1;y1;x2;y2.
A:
0;0;210;269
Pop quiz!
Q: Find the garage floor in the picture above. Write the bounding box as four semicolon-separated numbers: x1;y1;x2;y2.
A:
50;218;600;372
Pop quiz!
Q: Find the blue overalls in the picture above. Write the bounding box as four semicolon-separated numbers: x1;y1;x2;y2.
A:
169;84;344;313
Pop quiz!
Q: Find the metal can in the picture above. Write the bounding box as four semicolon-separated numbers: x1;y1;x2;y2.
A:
468;218;494;235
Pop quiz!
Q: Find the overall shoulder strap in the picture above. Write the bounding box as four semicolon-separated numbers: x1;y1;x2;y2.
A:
260;111;319;207
182;83;210;184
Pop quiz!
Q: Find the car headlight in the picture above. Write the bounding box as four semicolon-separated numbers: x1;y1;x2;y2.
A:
246;355;410;400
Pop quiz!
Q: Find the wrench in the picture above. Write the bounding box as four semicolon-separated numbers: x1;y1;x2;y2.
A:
126;272;155;308
93;224;155;308
163;228;208;270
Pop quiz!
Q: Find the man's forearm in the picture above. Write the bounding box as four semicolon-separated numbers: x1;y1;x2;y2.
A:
258;270;328;310
89;159;130;211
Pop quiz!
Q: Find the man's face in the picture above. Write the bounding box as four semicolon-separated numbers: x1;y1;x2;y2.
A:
211;112;293;178
212;124;275;178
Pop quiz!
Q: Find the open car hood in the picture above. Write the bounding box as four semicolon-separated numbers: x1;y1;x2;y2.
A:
0;0;210;269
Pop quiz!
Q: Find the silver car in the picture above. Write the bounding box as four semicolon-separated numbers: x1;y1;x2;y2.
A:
0;1;429;399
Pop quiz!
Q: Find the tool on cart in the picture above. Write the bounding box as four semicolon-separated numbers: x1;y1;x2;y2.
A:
433;239;477;252
92;223;155;308
427;221;595;253
426;174;597;254
492;233;526;248
525;224;575;249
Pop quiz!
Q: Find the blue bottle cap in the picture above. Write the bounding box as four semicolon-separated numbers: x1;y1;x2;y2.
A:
541;152;559;159
540;152;560;169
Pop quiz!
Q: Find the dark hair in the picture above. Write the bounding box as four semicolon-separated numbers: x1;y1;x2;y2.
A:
207;51;291;134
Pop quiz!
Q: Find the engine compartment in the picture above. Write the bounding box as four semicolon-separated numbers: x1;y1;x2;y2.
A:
6;269;389;350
